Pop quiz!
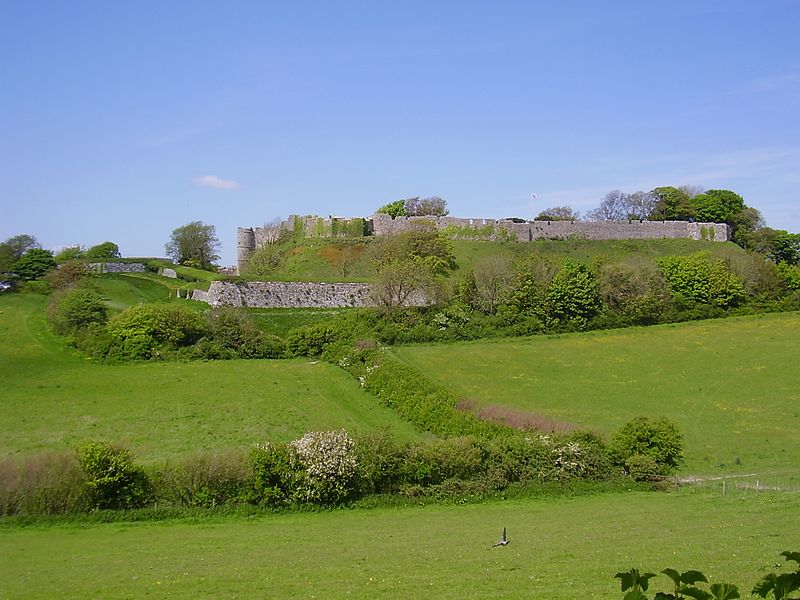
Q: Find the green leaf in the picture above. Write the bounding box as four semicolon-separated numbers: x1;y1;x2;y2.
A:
773;573;800;598
781;551;800;566
654;594;679;599
709;583;740;599
680;587;712;600
616;569;657;592
682;571;709;585
661;569;681;587
623;591;649;600
752;573;777;598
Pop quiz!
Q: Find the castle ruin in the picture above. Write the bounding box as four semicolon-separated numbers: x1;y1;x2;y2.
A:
236;213;730;274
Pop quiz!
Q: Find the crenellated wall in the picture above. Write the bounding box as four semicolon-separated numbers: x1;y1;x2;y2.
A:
236;213;730;273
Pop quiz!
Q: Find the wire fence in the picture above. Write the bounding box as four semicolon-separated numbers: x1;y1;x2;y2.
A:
669;472;800;494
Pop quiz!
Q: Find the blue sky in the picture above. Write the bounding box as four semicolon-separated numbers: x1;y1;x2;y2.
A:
2;1;799;266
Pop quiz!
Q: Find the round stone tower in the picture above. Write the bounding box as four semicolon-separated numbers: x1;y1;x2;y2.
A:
236;227;256;275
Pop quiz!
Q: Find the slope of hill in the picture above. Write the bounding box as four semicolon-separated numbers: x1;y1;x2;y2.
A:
0;294;423;461
392;311;800;485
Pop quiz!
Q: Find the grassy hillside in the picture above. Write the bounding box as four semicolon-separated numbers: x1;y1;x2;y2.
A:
392;311;800;484
1;489;796;599
242;237;746;282
0;294;422;460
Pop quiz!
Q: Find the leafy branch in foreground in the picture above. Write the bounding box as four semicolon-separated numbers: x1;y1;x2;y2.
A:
616;551;800;599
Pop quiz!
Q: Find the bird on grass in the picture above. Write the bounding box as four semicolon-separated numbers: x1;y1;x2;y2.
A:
493;527;510;547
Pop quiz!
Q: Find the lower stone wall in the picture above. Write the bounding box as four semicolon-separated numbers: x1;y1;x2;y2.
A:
199;281;376;308
88;262;146;273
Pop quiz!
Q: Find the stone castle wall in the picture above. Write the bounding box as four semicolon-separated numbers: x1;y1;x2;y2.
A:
237;214;730;273
197;280;427;308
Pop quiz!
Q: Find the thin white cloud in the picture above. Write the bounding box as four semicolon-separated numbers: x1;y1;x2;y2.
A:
194;175;241;190
739;72;800;94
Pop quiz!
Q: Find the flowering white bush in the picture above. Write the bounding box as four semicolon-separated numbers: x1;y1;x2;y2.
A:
539;435;589;479
289;430;357;503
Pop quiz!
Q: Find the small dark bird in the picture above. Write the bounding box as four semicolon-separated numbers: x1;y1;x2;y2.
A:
493;527;510;547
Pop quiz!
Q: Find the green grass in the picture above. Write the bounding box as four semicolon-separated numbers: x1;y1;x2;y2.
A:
0;294;422;461
1;488;797;599
248;306;354;336
391;312;800;485
242;237;747;283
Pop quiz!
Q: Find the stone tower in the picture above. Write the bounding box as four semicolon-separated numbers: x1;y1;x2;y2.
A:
236;227;256;275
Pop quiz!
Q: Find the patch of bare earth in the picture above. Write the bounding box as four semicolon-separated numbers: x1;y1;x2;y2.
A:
456;399;578;434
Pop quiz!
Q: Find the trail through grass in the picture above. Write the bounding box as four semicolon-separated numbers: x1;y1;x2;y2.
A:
392;312;800;485
1;488;796;599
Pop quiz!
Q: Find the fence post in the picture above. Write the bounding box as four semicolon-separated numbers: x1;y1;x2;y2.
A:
722;480;726;496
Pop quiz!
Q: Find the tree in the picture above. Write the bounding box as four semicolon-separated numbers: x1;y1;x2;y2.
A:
650;186;698;221
370;260;434;308
165;221;220;270
586;190;629;221
625;190;658;220
85;241;121;259
690;189;746;223
0;234;39;273
368;223;456;275
376;199;406;219
55;246;84;263
404;196;449;217
10;248;57;280
534;206;580;221
546;258;601;322
472;255;515;313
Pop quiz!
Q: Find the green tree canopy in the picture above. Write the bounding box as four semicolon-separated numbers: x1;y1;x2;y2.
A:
85;241;121;259
0;234;40;273
690;189;746;223
10;248;57;280
376;199;407;218
165;221;220;270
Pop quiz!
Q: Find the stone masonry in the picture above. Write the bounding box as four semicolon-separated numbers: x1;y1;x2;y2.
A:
237;214;730;273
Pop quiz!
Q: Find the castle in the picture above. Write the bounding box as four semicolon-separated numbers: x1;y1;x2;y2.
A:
236;213;731;273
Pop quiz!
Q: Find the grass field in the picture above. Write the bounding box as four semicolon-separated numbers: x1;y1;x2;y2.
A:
392;312;800;485
1;488;797;599
0;294;422;461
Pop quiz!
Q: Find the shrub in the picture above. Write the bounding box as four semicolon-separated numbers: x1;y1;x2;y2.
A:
249;442;302;506
0;451;88;515
77;442;151;509
285;322;341;357
203;307;277;358
289;430;358;504
609;417;684;476
658;254;745;308
54;246;84;263
547;258;601;322
400;437;486;485
106;303;207;359
353;430;407;495
46;286;107;334
43;260;92;291
155;449;250;508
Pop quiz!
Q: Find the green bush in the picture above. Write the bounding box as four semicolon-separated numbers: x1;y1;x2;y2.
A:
658;254;745;308
249;442;303;506
0;451;89;515
84;241;121;259
285;322;341;357
353;430;407;495
202;307;282;358
547;258;601;323
154;449;250;508
401;437;487;485
106;303;207;359
609;417;684;477
77;442;151;510
46;287;107;334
